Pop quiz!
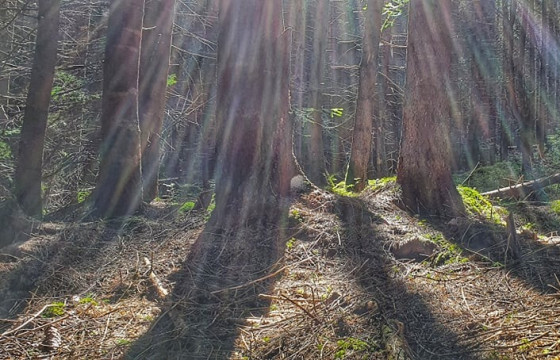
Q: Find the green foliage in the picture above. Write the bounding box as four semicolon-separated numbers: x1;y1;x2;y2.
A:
0;128;19;164
545;131;560;170
77;189;91;204
286;237;297;250
457;185;506;224
179;201;195;213
42;302;65;318
115;339;132;346
0;141;11;160
382;0;410;30
79;295;98;306
334;337;372;359
551;200;560;215
167;73;177;87
207;194;215;214
368;176;396;192
330;108;343;118
327;175;357;197
51;71;91;104
289;209;304;223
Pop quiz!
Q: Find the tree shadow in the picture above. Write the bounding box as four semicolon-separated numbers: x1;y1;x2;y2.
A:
334;196;480;359
0;216;134;322
126;206;290;359
436;207;560;294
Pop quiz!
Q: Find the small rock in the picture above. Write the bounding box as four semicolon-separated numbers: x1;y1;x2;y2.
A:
390;237;437;261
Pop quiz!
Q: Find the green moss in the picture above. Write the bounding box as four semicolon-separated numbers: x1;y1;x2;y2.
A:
78;295;98;306
425;234;469;266
179;201;195;213
42;302;65;318
368;176;397;192
457;185;506;224
334;337;372;359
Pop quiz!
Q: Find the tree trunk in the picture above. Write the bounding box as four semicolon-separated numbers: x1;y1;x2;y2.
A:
92;0;144;218
307;0;327;185
139;0;175;202
213;0;292;225
14;0;60;218
501;0;515;161
396;0;465;218
346;0;383;192
514;1;533;176
0;3;11;123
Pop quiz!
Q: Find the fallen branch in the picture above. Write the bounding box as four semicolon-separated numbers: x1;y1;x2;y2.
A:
0;304;55;338
143;257;169;299
481;173;560;199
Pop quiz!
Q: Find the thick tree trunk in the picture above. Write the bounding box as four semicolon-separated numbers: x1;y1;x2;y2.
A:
92;0;144;218
346;0;383;192
214;0;292;225
139;0;175;202
396;0;465;218
14;0;60;218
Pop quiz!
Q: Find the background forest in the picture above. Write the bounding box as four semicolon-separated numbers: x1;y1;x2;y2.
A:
1;0;560;359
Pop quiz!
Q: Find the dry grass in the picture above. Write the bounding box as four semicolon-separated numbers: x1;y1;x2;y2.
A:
1;191;560;359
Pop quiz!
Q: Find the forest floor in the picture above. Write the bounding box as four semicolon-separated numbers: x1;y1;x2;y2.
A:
1;183;560;359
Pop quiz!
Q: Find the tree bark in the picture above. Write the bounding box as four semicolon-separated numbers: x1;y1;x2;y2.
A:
91;0;144;218
396;0;465;218
139;0;175;202
501;0;515;161
213;0;293;225
346;0;383;192
14;0;60;218
307;0;327;185
514;1;533;176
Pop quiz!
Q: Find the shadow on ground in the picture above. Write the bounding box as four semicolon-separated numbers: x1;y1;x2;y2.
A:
126;208;290;360
433;205;560;294
0;219;124;321
334;196;480;359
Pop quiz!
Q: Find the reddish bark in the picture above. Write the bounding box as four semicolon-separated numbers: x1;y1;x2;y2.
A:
92;0;144;218
396;0;465;218
346;0;383;191
214;0;293;224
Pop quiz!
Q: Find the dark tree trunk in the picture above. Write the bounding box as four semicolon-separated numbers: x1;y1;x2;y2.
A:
396;0;465;218
92;0;144;218
14;0;60;218
139;0;175;202
501;0;515;161
346;0;383;192
307;0;327;185
465;0;498;166
514;2;533;176
213;0;293;225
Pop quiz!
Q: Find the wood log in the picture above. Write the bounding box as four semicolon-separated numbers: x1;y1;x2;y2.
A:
481;173;560;199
